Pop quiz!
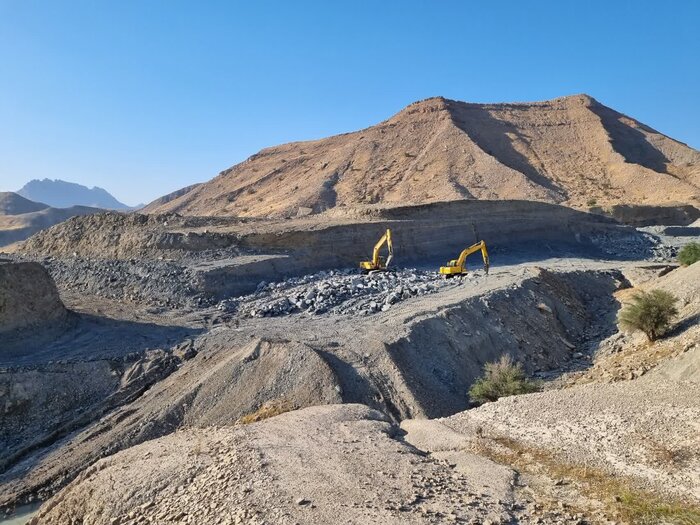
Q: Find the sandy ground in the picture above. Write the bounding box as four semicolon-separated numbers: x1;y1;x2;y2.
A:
31;404;588;525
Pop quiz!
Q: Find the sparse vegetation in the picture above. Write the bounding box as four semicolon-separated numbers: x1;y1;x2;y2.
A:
468;355;540;405
618;289;678;341
476;434;700;525
237;399;296;424
586;197;598;207
678;242;700;266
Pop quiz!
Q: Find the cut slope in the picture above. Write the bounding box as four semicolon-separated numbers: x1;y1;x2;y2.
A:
0;261;67;335
144;95;700;218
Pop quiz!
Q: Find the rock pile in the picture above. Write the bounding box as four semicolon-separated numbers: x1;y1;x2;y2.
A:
33;256;207;309
219;268;479;317
589;230;657;259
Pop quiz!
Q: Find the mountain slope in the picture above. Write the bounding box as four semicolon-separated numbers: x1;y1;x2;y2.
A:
17;179;129;210
143;183;201;210
0;193;102;248
0;192;49;215
144;94;700;218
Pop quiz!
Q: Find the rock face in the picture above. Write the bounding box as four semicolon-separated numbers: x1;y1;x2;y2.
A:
0;261;67;335
144;94;700;218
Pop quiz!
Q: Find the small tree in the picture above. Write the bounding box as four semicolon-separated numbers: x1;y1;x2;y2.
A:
469;355;539;405
618;289;678;342
678;242;700;266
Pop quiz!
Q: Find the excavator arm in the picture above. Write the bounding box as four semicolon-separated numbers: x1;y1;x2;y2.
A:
440;240;489;276
360;229;393;272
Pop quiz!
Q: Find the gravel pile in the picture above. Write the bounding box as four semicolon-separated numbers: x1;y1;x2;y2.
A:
36;256;209;308
219;268;476;317
589;230;655;259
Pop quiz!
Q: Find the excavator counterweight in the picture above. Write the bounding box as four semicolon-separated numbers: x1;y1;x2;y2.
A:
439;241;489;276
360;228;393;273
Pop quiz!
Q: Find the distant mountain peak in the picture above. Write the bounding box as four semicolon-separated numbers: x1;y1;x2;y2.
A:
17;179;129;210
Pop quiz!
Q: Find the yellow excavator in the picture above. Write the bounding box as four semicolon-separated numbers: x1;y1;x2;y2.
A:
360;228;393;273
439;241;489;276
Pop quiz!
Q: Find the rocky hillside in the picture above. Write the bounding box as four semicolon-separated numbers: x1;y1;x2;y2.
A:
144;94;700;218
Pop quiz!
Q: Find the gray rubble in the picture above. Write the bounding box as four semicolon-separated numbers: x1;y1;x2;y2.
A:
218;268;479;317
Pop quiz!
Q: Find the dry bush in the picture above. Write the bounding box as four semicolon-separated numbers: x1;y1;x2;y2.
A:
237;399;297;424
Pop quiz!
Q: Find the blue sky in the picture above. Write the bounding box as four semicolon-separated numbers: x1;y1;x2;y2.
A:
1;1;698;206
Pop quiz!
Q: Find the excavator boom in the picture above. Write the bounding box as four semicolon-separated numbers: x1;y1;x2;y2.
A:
439;241;489;276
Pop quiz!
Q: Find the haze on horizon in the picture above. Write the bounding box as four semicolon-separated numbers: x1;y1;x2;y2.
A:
1;0;698;206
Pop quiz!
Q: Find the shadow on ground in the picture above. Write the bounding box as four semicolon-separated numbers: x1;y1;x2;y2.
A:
1;312;201;367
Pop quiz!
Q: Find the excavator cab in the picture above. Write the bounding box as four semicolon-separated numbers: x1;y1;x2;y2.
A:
439;241;489;277
360;228;393;273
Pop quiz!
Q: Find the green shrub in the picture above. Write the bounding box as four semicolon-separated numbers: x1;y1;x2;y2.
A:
586;197;598;207
618;289;678;342
678;242;700;266
468;355;540;405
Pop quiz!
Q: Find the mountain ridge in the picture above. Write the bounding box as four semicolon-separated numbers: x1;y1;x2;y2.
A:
144;94;700;217
17;179;130;210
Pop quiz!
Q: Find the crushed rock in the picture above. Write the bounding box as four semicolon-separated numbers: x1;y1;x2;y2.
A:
217;268;480;317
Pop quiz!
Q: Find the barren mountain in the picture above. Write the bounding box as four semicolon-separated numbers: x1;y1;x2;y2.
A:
0;192;101;247
17;179;129;210
144;94;700;218
0;193;49;215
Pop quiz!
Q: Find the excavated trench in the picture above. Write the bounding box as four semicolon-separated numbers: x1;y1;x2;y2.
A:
364;269;627;420
0;266;628;512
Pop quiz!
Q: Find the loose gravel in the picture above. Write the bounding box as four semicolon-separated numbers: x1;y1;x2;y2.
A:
217;268;481;317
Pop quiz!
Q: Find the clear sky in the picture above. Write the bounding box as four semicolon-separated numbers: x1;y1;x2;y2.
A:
1;1;698;206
